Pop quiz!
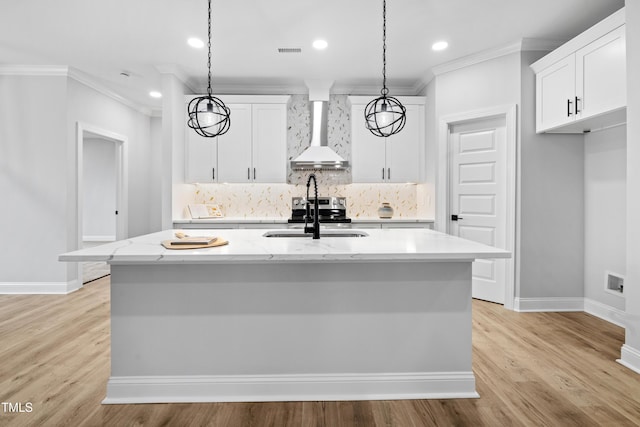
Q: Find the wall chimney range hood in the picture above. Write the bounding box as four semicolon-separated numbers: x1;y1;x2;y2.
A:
290;81;349;170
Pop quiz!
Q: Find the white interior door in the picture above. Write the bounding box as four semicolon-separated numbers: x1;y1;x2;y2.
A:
450;116;507;303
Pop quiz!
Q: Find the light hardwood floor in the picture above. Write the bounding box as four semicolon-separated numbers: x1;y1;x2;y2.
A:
1;277;640;426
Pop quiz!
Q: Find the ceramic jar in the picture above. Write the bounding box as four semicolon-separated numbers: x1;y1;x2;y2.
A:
378;202;394;219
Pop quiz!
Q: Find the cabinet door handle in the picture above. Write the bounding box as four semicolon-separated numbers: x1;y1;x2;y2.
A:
382;168;385;180
388;168;391;180
212;168;215;180
567;99;573;117
575;96;581;114
253;168;256;180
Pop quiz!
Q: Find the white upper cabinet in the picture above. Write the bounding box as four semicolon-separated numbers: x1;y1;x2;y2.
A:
351;104;386;182
251;103;287;183
217;104;252;183
575;25;626;120
386;104;421;183
349;97;425;183
535;56;576;131
185;96;289;183
532;8;626;133
185;126;218;183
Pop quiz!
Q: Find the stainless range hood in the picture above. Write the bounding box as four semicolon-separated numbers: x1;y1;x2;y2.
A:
290;82;349;170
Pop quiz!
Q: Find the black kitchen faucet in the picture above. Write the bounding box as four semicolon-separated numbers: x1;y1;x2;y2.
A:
304;173;320;239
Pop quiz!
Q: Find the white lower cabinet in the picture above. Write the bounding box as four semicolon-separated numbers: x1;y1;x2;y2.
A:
352;221;434;229
185;96;289;183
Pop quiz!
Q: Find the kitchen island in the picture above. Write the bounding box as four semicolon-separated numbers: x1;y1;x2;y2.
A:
60;228;509;403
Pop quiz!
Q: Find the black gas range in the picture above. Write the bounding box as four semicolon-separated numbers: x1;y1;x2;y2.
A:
288;196;352;224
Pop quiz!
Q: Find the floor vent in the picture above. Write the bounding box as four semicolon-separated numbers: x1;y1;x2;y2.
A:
606;271;624;294
278;47;302;53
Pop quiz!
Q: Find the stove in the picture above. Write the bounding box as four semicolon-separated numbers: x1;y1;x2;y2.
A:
288;196;351;224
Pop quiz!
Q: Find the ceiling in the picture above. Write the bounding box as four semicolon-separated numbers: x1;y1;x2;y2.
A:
0;0;625;112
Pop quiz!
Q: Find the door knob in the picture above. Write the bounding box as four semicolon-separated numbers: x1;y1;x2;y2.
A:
451;214;463;221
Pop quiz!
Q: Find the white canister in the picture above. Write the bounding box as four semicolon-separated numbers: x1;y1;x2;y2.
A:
378;202;394;219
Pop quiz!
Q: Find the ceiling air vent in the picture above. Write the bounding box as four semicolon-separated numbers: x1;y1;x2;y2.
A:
278;47;302;53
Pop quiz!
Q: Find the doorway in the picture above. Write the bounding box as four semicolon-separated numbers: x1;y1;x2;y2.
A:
437;106;516;308
76;122;128;284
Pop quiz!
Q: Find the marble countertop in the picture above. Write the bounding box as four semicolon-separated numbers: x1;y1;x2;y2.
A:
60;228;509;264
173;217;435;224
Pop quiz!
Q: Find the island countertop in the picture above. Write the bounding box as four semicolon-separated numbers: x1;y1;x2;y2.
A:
59;228;510;264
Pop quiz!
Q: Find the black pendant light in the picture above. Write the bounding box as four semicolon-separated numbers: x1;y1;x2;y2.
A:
364;0;406;137
187;0;231;138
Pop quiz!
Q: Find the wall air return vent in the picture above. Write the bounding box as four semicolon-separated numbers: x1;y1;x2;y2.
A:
605;271;624;295
278;48;302;53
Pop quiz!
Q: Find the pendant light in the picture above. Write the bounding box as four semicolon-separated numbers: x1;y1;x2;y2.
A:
364;0;406;137
187;0;231;138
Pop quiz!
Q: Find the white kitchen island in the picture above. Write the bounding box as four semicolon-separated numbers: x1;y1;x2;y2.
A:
59;228;509;404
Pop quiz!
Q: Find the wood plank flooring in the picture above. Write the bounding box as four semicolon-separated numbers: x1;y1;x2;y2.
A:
1;277;640;426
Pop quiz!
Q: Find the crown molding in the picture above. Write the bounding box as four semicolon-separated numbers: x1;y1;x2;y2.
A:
0;65;152;116
521;38;564;52
411;74;433;95
432;38;563;77
0;64;69;76
67;67;152;116
185;80;424;97
208;83;309;95
156;64;198;93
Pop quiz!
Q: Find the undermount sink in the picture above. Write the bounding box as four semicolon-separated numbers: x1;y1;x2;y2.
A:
263;229;369;238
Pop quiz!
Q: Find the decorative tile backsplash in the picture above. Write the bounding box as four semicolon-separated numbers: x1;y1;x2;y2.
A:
190;183;429;219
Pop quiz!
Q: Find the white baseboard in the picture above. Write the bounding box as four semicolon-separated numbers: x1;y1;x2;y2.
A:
584;298;627;328
103;372;479;404
0;280;82;295
513;297;584;312
618;345;640;375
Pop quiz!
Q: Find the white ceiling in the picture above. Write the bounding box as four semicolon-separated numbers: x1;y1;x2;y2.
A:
0;0;624;111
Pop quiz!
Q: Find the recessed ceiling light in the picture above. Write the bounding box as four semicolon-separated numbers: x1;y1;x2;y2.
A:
432;41;449;51
149;91;162;99
188;38;205;49
312;39;328;50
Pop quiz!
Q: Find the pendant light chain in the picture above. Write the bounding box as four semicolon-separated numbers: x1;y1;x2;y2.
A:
381;0;388;96
207;0;212;97
186;0;231;138
363;0;406;137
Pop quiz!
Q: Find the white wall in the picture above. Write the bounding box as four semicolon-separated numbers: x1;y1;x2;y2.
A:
0;75;69;290
82;137;116;241
161;73;188;229
428;50;586;306
584;125;626;311
149;116;163;232
67;78;154;239
423;77;436;219
433;52;520;232
518;51;585;301
0;72;157;293
621;0;640;372
435;53;520;117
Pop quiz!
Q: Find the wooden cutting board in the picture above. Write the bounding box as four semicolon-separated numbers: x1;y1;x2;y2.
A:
161;238;229;250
